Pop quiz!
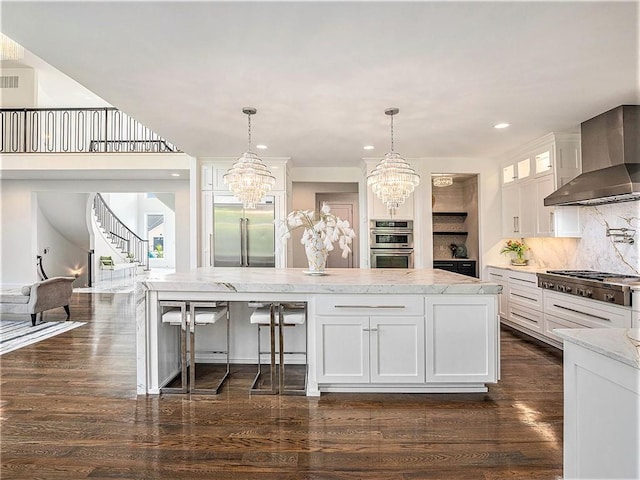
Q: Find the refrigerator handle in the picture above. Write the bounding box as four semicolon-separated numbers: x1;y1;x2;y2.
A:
209;233;213;266
244;217;250;266
239;218;246;266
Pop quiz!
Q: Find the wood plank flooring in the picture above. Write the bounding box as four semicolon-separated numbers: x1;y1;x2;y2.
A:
0;292;563;479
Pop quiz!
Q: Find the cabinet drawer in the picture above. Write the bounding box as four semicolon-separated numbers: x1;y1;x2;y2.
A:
543;291;632;329
544;313;580;344
507;270;538;288
316;295;424;316
508;283;542;311
508;304;543;333
488;268;507;282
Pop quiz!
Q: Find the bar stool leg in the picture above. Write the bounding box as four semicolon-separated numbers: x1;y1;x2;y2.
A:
279;303;308;396
250;303;279;394
159;301;189;394
189;302;231;395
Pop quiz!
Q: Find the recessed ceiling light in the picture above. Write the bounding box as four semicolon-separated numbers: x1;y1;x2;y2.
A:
494;123;510;129
363;145;375;150
171;173;180;177
256;144;268;150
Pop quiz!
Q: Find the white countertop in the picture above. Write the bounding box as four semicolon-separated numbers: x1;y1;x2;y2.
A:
142;267;502;295
556;328;640;369
487;264;550;274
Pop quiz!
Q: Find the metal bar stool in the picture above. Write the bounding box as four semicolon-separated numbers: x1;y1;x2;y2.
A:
276;302;307;395
249;302;307;395
189;301;231;395
159;301;189;394
249;303;278;394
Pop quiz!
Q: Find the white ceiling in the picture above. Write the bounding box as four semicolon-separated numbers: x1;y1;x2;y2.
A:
2;1;639;169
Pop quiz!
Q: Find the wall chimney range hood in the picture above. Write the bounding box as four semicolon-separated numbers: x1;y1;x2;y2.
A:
544;105;640;206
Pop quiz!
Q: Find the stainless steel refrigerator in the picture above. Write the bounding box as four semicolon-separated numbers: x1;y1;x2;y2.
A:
213;195;276;267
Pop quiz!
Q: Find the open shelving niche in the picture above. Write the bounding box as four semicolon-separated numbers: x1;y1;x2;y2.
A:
432;212;468;235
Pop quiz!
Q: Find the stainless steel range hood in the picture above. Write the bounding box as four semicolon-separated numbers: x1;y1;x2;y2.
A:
544;105;640;206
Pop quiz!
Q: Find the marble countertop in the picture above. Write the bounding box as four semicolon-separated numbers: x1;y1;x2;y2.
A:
555;328;640;369
486;264;550;274
142;267;502;295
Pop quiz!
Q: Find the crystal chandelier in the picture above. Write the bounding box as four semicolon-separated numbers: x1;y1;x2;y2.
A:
432;175;453;187
367;108;420;214
223;107;275;209
0;33;24;61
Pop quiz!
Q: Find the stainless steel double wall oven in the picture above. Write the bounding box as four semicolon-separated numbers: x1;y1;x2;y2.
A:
369;220;414;268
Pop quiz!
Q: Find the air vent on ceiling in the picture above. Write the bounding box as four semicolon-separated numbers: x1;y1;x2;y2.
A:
0;75;19;88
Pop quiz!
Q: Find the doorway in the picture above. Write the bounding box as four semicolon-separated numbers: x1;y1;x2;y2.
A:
146;213;166;267
316;193;359;268
290;182;359;268
431;174;479;276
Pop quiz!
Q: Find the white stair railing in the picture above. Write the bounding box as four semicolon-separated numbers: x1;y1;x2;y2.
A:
92;193;150;271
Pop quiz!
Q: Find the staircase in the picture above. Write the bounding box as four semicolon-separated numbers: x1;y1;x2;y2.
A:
92;193;150;271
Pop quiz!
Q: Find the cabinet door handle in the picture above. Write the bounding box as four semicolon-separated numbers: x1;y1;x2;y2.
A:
513;217;517;233
363;328;379;332
334;305;405;309
550;211;555;233
511;292;537;302
553;304;610;322
511;311;538;323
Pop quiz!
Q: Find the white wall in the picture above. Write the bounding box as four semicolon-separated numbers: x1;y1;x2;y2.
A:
0;179;192;285
0;184;37;285
0;67;37;107
37;201;88;285
103;193;141;236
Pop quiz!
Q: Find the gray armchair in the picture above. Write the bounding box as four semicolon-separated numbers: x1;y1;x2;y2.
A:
22;277;76;326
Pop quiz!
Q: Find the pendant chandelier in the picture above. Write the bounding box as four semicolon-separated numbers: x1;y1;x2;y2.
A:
432;175;454;187
223;107;275;209
367;108;420;214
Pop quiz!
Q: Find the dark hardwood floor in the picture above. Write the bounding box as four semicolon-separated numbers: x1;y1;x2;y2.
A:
1;292;563;479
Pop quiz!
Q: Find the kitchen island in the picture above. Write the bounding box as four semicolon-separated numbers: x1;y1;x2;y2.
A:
556;327;640;480
138;268;502;396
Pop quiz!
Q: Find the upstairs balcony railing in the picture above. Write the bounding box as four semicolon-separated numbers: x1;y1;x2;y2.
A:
0;107;181;153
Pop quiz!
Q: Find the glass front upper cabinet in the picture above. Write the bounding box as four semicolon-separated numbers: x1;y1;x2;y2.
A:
535;150;552;175
517;158;531;179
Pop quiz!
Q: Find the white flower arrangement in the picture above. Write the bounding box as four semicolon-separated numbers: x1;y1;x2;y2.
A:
278;203;356;258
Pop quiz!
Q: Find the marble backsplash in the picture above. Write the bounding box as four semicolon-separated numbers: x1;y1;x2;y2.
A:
573;201;639;275
495;201;639;275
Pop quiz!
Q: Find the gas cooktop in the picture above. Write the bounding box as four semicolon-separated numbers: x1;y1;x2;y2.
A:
537;270;640;306
546;270;640;284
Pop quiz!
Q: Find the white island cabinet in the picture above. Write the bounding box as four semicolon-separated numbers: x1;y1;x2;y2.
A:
139;268;501;396
557;328;640;480
315;295;425;387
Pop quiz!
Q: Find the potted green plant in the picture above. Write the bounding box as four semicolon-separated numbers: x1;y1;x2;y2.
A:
500;239;530;266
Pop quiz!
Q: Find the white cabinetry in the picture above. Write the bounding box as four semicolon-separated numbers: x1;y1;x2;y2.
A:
501;133;581;239
315;295;425;384
201;190;213;267
633;290;639;328
487;267;508;319
425;296;499;384
543;290;632;346
504;270;544;336
501;182;535;237
489;266;633;349
562;335;640;480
